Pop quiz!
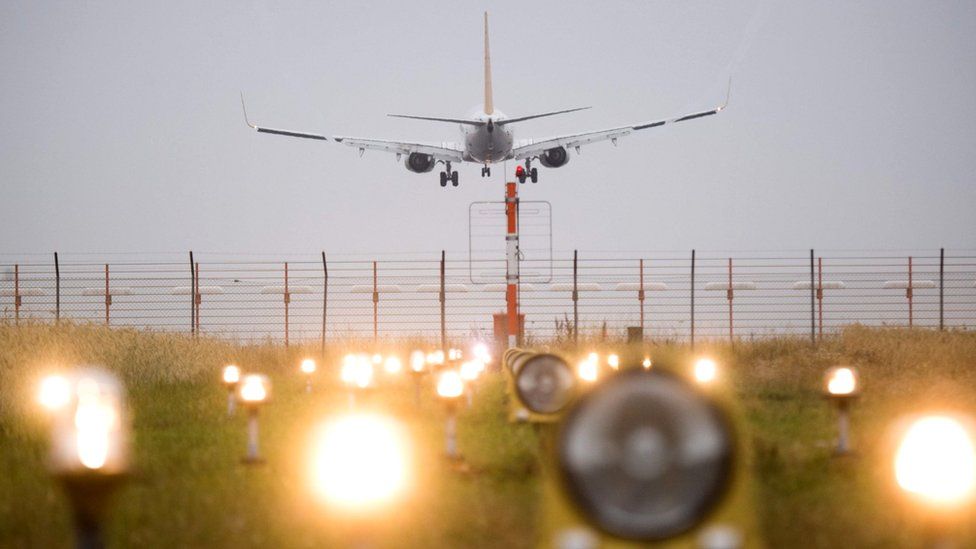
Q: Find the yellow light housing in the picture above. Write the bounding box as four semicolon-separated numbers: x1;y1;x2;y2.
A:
301;358;317;375
894;414;976;507
310;413;411;512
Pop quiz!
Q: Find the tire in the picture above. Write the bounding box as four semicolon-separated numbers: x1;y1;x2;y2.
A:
451;171;459;186
530;168;538;183
440;172;447;187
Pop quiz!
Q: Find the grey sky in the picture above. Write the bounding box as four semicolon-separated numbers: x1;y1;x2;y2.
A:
1;1;974;257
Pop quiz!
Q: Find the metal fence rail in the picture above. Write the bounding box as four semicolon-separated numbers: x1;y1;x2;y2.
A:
2;249;974;344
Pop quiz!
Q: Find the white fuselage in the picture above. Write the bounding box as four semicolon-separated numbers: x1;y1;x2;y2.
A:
462;110;514;164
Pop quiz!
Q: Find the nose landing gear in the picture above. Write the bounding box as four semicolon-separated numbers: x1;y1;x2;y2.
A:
481;165;492;177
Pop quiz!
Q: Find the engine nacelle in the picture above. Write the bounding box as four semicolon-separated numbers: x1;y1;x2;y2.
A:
405;153;436;173
538;146;570;168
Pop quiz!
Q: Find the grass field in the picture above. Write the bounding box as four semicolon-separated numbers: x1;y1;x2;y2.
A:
1;323;975;547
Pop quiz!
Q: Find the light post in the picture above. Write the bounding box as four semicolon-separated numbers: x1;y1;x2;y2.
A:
823;366;859;455
300;358;316;394
222;365;240;417
409;350;428;407
459;360;484;408
436;369;464;461
239;374;271;464
42;368;129;549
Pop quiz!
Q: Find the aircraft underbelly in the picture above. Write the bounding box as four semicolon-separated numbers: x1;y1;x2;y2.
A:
466;128;513;163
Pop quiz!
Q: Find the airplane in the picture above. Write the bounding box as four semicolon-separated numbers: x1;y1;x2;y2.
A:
241;12;729;188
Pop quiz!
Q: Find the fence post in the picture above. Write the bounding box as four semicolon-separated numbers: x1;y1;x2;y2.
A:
727;258;734;344
440;251;447;353
189;251;195;335
690;249;696;351
639;258;646;337
54;252;60;323
104;264;110;326
195;263;201;333
907;256;913;329
818;256;824;341
939;247;944;331
810;249;815;345
284;262;290;347
372;261;379;346
573;250;579;346
14;264;20;325
321;252;328;356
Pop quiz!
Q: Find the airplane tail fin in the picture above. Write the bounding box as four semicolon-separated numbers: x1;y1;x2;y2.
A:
483;11;493;115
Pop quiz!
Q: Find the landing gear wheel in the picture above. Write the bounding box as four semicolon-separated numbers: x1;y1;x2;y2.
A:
530;168;538;183
451;171;459;187
517;173;526;184
440;172;448;187
486;166;491;177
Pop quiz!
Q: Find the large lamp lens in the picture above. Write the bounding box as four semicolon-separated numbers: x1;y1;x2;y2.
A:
516;354;576;414
558;369;733;541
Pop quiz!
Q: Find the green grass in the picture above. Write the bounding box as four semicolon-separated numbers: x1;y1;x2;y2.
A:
1;323;975;547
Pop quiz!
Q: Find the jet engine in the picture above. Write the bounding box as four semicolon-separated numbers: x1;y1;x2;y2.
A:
405;153;436;173
539;146;569;168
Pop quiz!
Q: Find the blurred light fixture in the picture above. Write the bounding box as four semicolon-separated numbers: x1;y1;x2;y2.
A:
409;350;426;373
39;374;72;411
558;369;733;541
300;359;316;393
436;370;464;460
694;358;718;384
310;413;412;512
823;366;860;455
894;414;976;507
383;356;402;375
642;357;653;370
238;374;271;464
222;364;241;416
579;359;598;383
514;353;576;415
607;354;620;370
371;353;383;365
472;342;491;363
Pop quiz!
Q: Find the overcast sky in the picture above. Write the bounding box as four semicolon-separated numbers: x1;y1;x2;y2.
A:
1;1;974;259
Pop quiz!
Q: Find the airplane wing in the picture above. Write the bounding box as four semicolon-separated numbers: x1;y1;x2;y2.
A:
333;136;464;163
512;82;730;161
241;94;328;141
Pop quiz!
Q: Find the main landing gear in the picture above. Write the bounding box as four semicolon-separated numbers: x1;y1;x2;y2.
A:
515;162;538;184
440;162;459;187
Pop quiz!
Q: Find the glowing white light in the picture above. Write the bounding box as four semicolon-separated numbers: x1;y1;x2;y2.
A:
47;369;128;475
428;350;445;366
223;365;241;385
587;352;599;365
372;353;383;365
642;357;652;370
472;342;491;363
607;354;620;370
383;356;402;374
340;355;357;384
895;415;976;506
826;367;857;396
73;378;118;469
410;350;426;373
310;413;411;511
437;370;464;399
240;375;269;403
39;375;72;410
460;360;482;382
301;359;317;374
579;359;598;383
349;356;374;389
694;358;718;384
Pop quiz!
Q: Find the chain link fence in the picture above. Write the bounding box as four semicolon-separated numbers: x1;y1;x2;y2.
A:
2;249;974;344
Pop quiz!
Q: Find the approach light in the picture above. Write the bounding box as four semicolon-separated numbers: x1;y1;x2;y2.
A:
222;365;241;416
607;354;620;370
587;352;599;365
39;374;72;411
894;414;976;507
460;360;482;382
642;357;653;370
301;358;317;374
473;342;491;363
825;366;858;397
238;374;271;464
694;358;718;384
558;369;734;541
448;348;463;361
437;370;464;400
579;359;598;383
45;368;130;549
514;353;576;415
428;350;445;366
310;413;411;512
409;350;426;373
371;353;383;365
383;356;402;374
48;368;129;475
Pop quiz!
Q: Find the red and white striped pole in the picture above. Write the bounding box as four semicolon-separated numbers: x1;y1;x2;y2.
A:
505;181;519;348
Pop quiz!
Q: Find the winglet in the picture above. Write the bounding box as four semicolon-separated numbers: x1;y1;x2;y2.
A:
717;76;732;112
483;11;493;115
240;92;257;129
